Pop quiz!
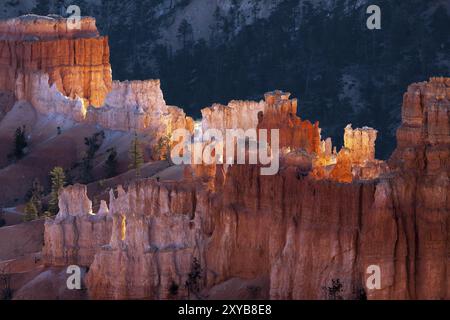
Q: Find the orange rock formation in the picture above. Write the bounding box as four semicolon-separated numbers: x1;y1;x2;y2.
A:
0;15;112;107
258;90;321;154
3;15;446;301
41;78;449;300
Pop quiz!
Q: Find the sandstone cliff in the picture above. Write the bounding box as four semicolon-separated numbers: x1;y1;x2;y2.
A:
0;15;194;148
201;100;266;133
87;80;194;135
0;15;112;107
43;184;112;267
41;78;449;300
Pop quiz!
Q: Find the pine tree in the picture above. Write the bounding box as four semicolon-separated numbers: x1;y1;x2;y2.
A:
23;201;39;222
48;167;66;216
81;131;104;183
177;19;194;49
0;209;6;228
129;133;144;177
27;179;44;216
104;147;118;178
8;126;28;161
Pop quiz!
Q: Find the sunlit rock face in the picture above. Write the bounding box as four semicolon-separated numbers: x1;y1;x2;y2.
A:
360;77;450;300
87;80;194;134
0;15;194;141
85;181;200;299
258;91;321;154
0;15;112;107
391;77;450;173
40;78;449;300
326;125;388;183
344;124;377;164
201;100;266;133
43;185;112;267
15;71;87;121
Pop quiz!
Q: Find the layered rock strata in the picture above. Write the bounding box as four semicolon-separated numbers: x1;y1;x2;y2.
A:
87;80;194;134
43;184;112;267
1;15;194;139
42;78;449;300
0;15;112;107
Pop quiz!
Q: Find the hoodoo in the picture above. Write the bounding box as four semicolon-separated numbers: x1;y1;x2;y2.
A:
0;14;448;301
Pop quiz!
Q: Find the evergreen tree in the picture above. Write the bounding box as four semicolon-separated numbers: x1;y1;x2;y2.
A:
9;126;27;161
26;179;44;216
0;209;6;228
104;147;118;178
23;201;39;222
48;167;66;216
129;133;144;177
81;131;105;183
177;19;194;49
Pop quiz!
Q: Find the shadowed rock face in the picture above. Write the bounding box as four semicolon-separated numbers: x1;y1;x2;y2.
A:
41;78;449;300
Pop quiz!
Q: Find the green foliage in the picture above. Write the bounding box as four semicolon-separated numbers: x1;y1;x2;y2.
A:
129;133;144;177
8;126;27;161
153;135;171;161
177;19;194;49
104;147;118;178
0;209;5;228
48;167;66;216
81;131;105;183
26;179;44;216
23;201;39;222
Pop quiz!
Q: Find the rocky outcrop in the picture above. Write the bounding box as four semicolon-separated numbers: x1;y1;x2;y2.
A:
87;80;194;134
258;91;321;154
85;181;200;299
0;15;194;141
0;15;112;107
40;78;449;300
15;72;87;121
43;184;112;267
344;124;377;164
201;100;266;133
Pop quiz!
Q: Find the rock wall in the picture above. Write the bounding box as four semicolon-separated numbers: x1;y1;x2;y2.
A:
0;15;112;107
41;76;449;299
0;15;194;137
85;181;200;299
43;184;112;267
344;124;377;164
201;100;266;133
258;91;321;154
15;71;87;121
87;80;194;134
13;71;194;136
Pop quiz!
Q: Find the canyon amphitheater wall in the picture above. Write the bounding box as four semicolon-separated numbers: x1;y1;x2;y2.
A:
43;78;449;299
1;15;193;137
